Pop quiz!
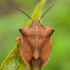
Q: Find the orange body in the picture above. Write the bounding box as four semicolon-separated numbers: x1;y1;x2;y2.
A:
19;20;54;70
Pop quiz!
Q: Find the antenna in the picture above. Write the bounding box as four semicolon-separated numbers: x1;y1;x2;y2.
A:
40;4;54;19
15;7;33;21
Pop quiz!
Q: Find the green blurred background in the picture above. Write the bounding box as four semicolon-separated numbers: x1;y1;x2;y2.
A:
0;0;70;70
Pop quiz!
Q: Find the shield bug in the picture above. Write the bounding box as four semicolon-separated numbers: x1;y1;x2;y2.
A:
16;4;54;70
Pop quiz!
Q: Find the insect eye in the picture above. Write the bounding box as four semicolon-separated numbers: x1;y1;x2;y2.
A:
30;24;33;27
29;24;33;28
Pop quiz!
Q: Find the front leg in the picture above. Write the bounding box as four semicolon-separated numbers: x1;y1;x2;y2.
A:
16;37;21;42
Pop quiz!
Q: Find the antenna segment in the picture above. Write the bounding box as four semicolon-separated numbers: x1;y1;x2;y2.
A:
15;7;33;21
40;4;54;19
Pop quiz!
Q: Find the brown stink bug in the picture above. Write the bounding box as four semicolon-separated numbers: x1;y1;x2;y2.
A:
16;4;54;70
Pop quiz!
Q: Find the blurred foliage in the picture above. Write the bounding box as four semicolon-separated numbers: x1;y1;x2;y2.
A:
0;0;70;70
0;41;28;70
